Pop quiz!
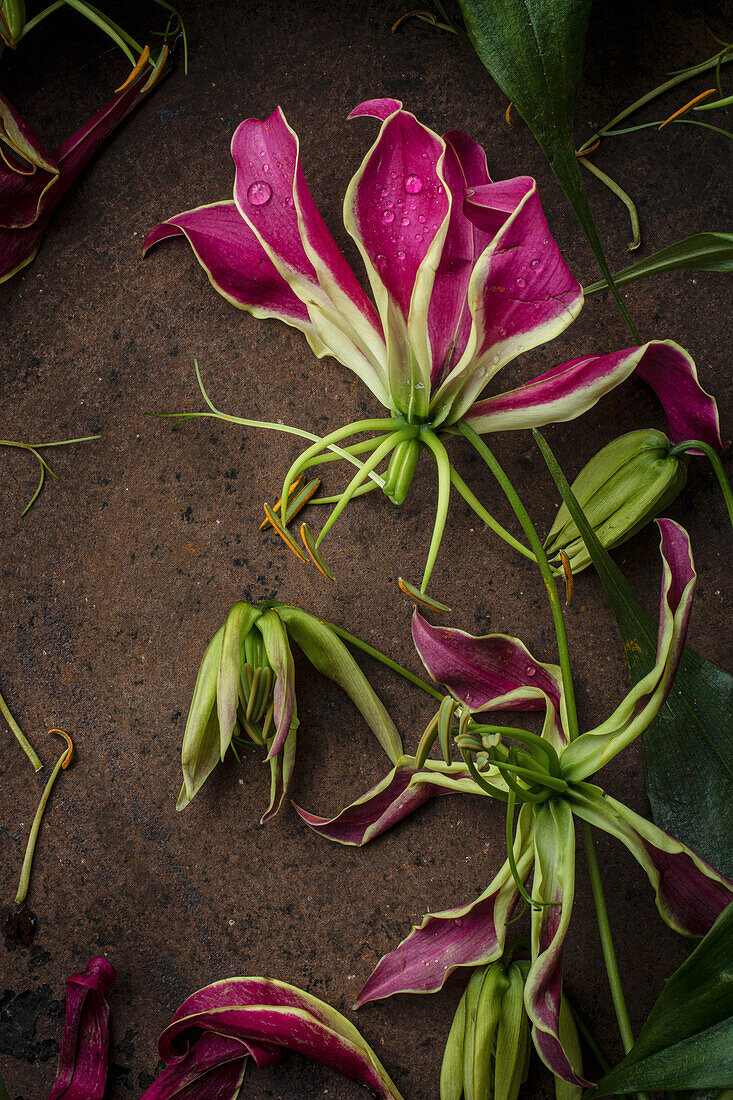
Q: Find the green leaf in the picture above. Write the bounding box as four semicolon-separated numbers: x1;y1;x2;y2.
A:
585;232;733;294
533;430;733;876
455;0;639;338
594;903;733;1094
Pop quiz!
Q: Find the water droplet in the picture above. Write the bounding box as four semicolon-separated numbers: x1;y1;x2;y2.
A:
390;171;397;179
405;174;423;194
498;327;507;337
418;214;426;224
247;180;272;206
382;209;395;224
437;184;444;194
526;666;536;677
531;258;540;267
542;237;549;245
454;918;463;927
396;250;406;260
262;163;269;172
415;234;423;242
386;200;394;208
409;202;416;210
401;217;410;226
516;277;526;288
376;253;387;269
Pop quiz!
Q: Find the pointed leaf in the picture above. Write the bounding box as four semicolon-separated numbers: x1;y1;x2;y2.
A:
594;903;733;1094
217;602;260;759
534;430;733;876
585;233;733;294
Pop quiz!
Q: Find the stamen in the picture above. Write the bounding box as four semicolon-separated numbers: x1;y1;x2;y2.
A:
659;87;716;128
262;503;308;562
559;551;574;605
438;696;455;766
259;476;305;530
415;711;440;769
300;523;336;581
397;577;451;613
245;668;262;721
142;44;169;92
48;729;73;768
391;9;437;32
115;45;150;92
505;101;513;126
576;137;600;157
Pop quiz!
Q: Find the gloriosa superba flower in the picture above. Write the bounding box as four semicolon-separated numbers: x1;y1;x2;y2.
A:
292;519;733;1087
144;98;722;598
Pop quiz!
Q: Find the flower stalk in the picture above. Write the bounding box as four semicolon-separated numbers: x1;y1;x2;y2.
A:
15;730;73;904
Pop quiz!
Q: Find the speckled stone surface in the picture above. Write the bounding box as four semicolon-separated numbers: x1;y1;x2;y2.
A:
1;0;731;1096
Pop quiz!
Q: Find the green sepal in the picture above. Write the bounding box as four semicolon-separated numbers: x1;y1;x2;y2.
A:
278;607;403;763
441;983;468;1100
382;437;421;505
178;624;224;809
217;601;261;760
555;996;584;1100
495;961;531;1100
468;963;510;1100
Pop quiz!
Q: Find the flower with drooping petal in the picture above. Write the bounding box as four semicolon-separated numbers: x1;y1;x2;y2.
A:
48;956;115;1100
140;975;405;1099
145;98;723;595
294;519;733;1086
179;598;402;822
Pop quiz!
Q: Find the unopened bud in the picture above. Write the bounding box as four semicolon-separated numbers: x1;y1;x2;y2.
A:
554;996;584;1100
545;429;687;573
382;436;421;505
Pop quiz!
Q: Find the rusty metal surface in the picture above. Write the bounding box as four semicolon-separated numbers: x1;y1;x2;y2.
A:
1;0;731;1095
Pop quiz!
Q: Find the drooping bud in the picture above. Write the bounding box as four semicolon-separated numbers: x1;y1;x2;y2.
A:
544;429;687;573
382;436;422;505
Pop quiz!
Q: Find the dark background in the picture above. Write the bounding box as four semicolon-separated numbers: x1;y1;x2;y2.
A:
1;0;731;1096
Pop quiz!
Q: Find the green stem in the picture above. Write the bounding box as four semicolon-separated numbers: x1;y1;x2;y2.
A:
505;792;547;904
458;423;580;741
320;621;444;702
280;418;398;508
668;439;733;525
490;757;567;793
315;430;408;547
419;430;452;591
15;745;69;903
0;687;42;771
581;820;649;1100
311;482;379;505
579;158;641;251
448;465;537;562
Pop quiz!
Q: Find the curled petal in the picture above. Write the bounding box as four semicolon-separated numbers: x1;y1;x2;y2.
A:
432;177;583;426
258;609;296;760
525;801;591;1088
160;977;404;1099
261;711;298;825
461;340;710;438
0;92;59;228
568;783;733;937
231;107;388;402
48;957;116;1100
143;203;318;334
412;611;568;749
562;519;696;781
348;99;403;121
356;806;533;1004
345;106;450;417
293;755;477;846
139;1033;254;1099
633;341;724;451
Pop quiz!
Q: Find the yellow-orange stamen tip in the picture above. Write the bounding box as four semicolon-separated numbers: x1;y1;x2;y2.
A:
115;45;150;93
559;552;574;606
263;504;307;562
392;9;435;33
577;138;600;157
659;87;716;129
259;476;305;529
505;102;513;126
49;729;74;767
397;577;450;613
300;523;335;581
143;45;169;93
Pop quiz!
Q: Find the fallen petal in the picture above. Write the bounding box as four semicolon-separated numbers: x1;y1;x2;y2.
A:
48;957;115;1100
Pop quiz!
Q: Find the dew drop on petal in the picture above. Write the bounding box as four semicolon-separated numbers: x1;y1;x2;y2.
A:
401;217;410;226
526;666;536;677
262;163;269;172
247;181;272;206
454;918;463;927
396;250;406;259
418;214;426;224
516;277;526;288
405;174;423;194
543;237;549;245
382;209;395;224
415;234;423;242
531;258;540;267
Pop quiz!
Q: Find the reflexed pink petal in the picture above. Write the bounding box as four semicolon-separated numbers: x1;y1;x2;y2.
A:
562;519;696;781
345;106;449;416
526;802;592;1088
143;203;315;330
231;108;388;399
48;957;116;1100
412;611;568;749
139;1032;253;1099
634;341;724;451
160;977;404;1099
293;755;474;845
568;784;733;937
0;92;59;227
461;340;690;436
431;177;583;425
348;99;403;121
356;807;533;1004
0;216;48;283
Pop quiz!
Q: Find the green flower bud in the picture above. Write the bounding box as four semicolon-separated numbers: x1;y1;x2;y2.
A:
441;960;530;1100
544;429;688;573
382;436;421;505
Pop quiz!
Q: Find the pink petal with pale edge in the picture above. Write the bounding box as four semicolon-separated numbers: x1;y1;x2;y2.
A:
348;99;403;121
48;957;115;1100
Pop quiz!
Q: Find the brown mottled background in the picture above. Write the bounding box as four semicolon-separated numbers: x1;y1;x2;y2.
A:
1;0;731;1096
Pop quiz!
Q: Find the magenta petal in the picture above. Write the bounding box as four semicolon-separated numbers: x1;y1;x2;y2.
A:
432;176;583;425
462;340;659;434
160;978;403;1099
0;93;59;228
143;202;314;329
348;99;403;121
293;756;470;846
634;341;724;450
412;611;568;748
139;1033;253;1100
356;807;533;1004
526;802;592;1088
569;784;733;937
48;957;116;1100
